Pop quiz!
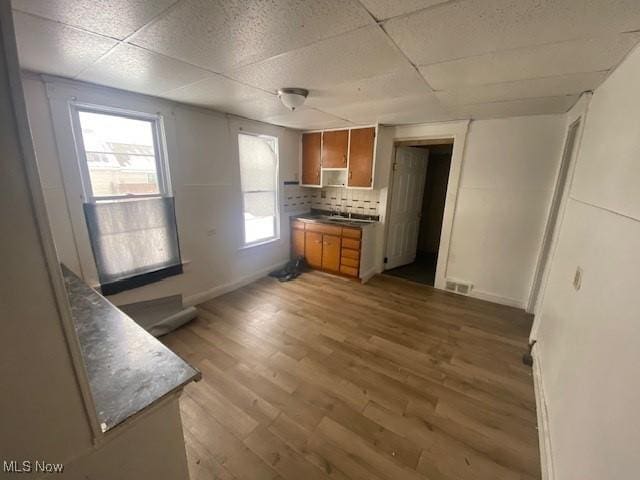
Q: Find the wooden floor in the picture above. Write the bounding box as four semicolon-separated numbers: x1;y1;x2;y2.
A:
162;271;540;480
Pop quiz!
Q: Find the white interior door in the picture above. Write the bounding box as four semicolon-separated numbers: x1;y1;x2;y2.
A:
385;147;429;270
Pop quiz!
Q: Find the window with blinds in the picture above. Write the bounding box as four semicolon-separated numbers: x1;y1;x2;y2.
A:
72;105;182;295
238;132;280;246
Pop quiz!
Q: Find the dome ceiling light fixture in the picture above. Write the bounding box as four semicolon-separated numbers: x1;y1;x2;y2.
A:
277;87;309;111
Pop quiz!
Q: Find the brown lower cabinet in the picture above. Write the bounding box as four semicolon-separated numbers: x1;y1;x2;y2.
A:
321;234;341;272
291;219;361;278
304;231;323;269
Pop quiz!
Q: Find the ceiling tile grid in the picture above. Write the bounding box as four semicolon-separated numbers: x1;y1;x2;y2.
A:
163;74;290;119
12;0;180;40
129;0;374;72
420;33;640;90
11;0;640;127
77;43;212;96
13;11;118;78
227;26;411;93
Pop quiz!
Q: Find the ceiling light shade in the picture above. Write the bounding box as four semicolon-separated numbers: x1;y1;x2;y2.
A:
278;88;308;111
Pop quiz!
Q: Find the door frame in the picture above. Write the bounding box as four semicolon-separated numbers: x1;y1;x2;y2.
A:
527;93;592;334
382;121;470;291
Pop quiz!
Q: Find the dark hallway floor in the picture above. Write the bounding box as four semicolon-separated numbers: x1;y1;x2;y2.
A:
384;252;437;286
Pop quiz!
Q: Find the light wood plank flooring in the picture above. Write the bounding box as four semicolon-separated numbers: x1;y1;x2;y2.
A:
162;271;540;480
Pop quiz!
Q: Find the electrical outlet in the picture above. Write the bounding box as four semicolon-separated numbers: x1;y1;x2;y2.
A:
573;266;583;291
206;228;217;237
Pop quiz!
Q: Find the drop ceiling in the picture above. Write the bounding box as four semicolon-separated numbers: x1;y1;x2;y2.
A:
11;0;640;129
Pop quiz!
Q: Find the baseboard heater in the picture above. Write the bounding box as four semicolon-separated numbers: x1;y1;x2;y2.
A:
119;295;197;337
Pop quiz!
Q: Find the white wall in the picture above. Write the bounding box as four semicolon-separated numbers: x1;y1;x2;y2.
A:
23;75;301;306
2;7;190;477
377;116;564;308
448;115;565;307
534;44;640;479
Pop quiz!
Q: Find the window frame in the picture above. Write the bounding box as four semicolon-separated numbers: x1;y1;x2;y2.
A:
237;131;281;248
69;103;171;203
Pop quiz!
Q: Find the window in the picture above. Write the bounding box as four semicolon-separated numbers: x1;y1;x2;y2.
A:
73;107;169;201
71;105;182;295
238;133;279;246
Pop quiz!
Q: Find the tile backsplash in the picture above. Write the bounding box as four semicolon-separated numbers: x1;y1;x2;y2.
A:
281;183;312;214
309;187;381;217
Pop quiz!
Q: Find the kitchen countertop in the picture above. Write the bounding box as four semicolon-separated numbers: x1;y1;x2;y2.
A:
293;213;379;228
61;265;200;432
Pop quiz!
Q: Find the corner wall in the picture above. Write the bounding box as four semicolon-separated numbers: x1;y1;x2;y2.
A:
377;115;565;308
22;75;301;306
533;44;640;479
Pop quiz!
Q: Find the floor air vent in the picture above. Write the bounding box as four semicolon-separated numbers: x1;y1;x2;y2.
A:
445;279;473;295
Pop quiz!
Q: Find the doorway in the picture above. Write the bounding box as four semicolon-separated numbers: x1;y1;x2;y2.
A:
528;118;582;312
384;142;453;286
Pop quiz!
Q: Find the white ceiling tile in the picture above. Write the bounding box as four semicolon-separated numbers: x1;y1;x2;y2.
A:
163;75;289;119
384;0;640;66
13;12;117;78
77;44;211;95
263;108;351;130
130;0;374;72
306;67;430;110
359;0;449;21
12;0;178;40
450;96;579;120
435;72;608;106
421;34;640;90
324;93;456;125
229;26;409;93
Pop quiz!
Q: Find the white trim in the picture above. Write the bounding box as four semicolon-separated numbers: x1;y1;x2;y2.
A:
0;4;102;439
69;103;171;203
528;93;592;341
384;120;470;291
527;95;590;315
183;260;287;306
466;288;525;309
532;343;555;480
359;266;378;283
237;131;281;248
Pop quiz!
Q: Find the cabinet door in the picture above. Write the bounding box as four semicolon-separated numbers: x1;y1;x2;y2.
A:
348;127;375;188
292;228;305;258
305;231;323;269
321;130;349;168
301;132;321;186
322;234;341;272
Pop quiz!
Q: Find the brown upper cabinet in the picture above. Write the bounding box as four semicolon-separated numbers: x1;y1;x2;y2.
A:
348;127;375;188
301;132;321;186
321;130;349;168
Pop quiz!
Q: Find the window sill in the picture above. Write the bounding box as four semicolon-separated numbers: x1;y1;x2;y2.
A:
238;237;281;252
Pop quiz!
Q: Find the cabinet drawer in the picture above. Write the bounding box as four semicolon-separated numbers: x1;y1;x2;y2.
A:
340;256;359;268
340;265;358;277
291;220;306;230
341;248;360;260
341;227;361;239
306;223;342;236
341;237;360;250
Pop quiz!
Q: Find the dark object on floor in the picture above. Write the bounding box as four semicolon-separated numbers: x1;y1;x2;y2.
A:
269;256;308;282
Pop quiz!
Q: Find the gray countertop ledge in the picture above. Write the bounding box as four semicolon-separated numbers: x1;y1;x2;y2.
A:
61;264;200;432
293;213;379;228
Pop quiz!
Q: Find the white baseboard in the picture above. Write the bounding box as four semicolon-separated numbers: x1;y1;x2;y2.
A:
532;343;555;480
468;288;525;309
183;261;287;307
360;266;379;283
